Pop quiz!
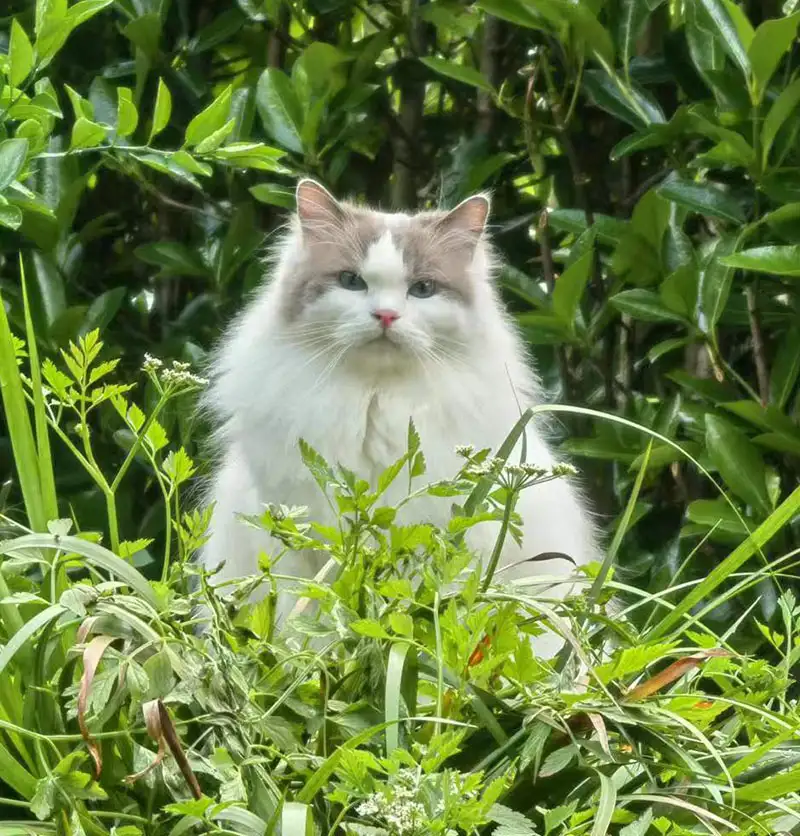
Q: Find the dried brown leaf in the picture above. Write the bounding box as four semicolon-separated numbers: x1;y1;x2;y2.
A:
78;634;117;778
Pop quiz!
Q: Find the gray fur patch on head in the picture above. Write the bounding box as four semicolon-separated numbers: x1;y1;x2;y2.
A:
278;182;491;320
394;210;487;304
279;204;383;320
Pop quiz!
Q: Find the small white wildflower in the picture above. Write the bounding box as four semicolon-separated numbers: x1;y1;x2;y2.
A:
455;444;474;458
142;353;163;373
505;464;526;480
356;796;382;817
551;462;578;477
522;463;548;479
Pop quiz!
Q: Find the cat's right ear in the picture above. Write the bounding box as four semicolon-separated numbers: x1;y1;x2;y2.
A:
296;179;343;232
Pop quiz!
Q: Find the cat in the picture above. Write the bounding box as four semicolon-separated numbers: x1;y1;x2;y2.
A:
200;179;598;653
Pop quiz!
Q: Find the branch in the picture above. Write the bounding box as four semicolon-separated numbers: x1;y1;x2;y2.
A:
476;15;503;139
392;2;428;208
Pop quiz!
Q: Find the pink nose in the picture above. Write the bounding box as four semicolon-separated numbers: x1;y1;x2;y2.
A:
372;309;400;328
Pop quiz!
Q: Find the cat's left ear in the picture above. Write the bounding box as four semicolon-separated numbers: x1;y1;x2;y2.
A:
437;194;490;238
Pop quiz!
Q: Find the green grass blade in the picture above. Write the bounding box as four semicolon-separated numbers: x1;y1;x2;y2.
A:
590;439;652;604
0;739;38;799
385;641;412;755
0;604;67;678
0;288;44;531
0;534;157;607
280;802;313;836
590;770;616;836
19;255;57;525
648;483;800;640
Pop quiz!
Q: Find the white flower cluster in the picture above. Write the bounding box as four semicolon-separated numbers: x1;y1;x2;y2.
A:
141;355;208;388
456;444;578;484
356;784;426;835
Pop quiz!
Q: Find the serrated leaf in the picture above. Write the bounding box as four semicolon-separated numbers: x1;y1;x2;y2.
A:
350;619;390;639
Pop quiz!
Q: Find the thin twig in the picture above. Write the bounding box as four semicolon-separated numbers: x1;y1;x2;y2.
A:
745;281;770;405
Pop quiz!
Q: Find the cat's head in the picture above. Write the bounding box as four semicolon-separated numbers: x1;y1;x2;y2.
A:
274;179;494;372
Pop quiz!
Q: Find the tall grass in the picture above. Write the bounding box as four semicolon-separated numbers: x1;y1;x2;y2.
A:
0;289;799;835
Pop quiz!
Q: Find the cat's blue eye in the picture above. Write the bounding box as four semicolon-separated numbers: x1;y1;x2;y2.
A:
408;279;437;298
338;270;367;291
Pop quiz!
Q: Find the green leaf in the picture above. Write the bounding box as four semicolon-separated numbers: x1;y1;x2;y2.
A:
762;77;800;167
748;12;800;101
705;414;769;515
116;87;138;137
583;69;665;128
0;533;157;606
66;0;114;29
420;57;493;92
149;78;172;142
721;245;800;276
698;0;750;77
656;173;744;223
194;119;236;154
209;142;288;172
350;619;390;639
475;0;541;29
736;762;800;802
249;183;294;208
184;85;233;148
134;242;208;277
121;12;161;60
770;329;800;409
659;263;698;319
552;250;592;331
516;313;572;344
610;289;689;323
385;642;413;754
0;286;45;531
0;203;23;230
70;118;107;150
9;19;35;87
0;603;67;678
0;139;29;191
618;0;664;76
590;770;616;836
281;802;314;836
699;236;736;333
256;68;304;155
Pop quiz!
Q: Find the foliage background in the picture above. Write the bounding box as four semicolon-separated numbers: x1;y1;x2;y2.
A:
2;0;800;668
3;1;800;835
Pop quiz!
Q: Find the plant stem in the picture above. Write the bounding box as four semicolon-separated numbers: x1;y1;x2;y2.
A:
480;491;517;593
745;281;770;405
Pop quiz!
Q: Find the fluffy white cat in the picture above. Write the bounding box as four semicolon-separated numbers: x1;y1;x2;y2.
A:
201;180;597;649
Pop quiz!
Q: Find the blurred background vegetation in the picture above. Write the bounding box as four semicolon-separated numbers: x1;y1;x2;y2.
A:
2;0;800;646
